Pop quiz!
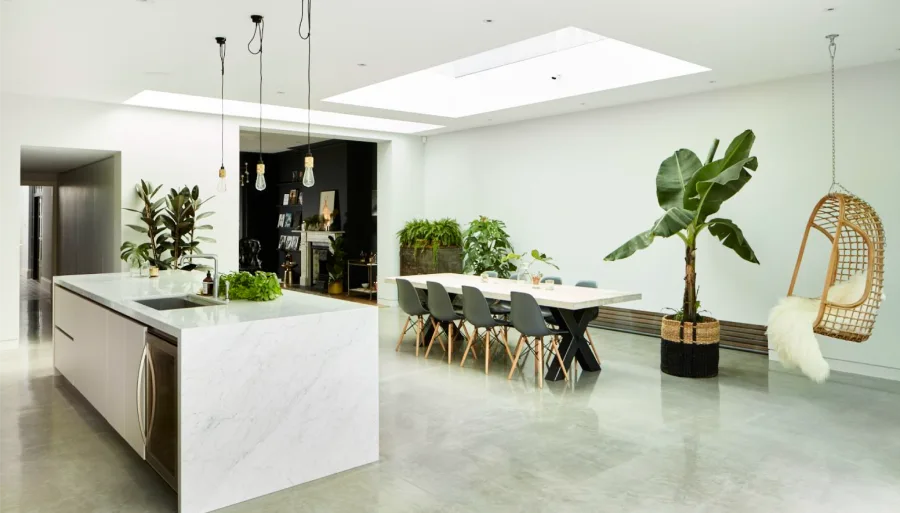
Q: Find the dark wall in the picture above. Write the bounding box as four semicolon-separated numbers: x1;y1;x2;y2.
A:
239;141;377;278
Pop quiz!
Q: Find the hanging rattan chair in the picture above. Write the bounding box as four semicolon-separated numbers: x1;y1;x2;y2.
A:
787;193;886;342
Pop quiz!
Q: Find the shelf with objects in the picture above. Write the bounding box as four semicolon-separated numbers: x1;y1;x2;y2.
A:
347;258;377;300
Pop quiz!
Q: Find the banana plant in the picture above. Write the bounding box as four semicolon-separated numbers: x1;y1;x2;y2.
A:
604;130;761;323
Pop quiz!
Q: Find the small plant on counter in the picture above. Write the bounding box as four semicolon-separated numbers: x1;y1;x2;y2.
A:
462;216;516;278
120;242;150;271
218;271;283;301
121;180;167;268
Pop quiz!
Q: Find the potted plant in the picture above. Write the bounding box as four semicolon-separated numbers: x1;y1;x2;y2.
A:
604;130;761;378
397;218;463;275
327;234;346;294
121;180;167;270
120;242;150;276
304;214;321;231
462;216;516;278
502;249;558;287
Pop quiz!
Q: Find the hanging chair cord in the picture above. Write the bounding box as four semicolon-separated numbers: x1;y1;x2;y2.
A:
827;34;850;196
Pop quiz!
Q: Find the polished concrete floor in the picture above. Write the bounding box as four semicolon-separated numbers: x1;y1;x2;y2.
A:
2;281;900;512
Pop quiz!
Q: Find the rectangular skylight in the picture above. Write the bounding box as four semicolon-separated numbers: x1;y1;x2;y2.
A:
324;27;709;118
123;91;443;134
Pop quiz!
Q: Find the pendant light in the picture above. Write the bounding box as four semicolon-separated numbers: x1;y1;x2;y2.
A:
215;37;228;193
299;0;315;188
248;14;266;191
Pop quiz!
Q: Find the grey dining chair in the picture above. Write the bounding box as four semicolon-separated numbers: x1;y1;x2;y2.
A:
426;281;469;363
508;291;570;388
461;286;514;374
396;279;429;356
575;280;602;363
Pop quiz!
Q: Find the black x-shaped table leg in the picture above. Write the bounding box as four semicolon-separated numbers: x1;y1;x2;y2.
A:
545;307;601;381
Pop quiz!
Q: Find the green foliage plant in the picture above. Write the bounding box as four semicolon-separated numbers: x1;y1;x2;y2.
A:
217;271;283;301
327;234;346;284
604;130;761;323
462;216;516;277
397;218;463;265
502;249;558;278
121;180;166;268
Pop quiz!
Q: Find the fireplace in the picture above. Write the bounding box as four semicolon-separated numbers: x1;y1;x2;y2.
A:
308;242;330;291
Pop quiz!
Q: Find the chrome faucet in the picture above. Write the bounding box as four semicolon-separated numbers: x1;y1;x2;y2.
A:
178;253;219;298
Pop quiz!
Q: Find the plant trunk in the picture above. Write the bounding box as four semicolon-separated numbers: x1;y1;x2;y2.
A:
683;244;697;323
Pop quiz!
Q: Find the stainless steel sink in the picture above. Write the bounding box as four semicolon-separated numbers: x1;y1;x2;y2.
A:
134;295;221;311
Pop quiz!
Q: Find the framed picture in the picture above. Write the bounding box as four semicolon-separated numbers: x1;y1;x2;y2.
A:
283;193;290;205
278;214;285;227
278;235;286;250
292;214;302;229
319;190;336;217
289;189;299;205
372;190;377;216
298;191;304;206
284;213;293;227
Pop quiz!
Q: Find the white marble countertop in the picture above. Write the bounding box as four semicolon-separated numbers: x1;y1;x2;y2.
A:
54;271;373;338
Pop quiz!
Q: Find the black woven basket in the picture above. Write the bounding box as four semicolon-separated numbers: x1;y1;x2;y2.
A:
660;338;719;378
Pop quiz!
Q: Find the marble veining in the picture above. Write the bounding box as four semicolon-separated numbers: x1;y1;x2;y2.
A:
179;308;379;513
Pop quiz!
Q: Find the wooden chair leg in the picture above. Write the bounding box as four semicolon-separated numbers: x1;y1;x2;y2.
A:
395;317;411;352
461;327;477;366
507;335;526;380
537;338;544;389
500;327;515;364
425;320;440;359
447;323;455;364
585;329;600;363
484;329;490;375
551;338;569;381
415;317;423;357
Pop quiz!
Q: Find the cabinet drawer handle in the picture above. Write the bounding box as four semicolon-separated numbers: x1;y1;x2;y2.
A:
137;342;148;446
57;327;74;341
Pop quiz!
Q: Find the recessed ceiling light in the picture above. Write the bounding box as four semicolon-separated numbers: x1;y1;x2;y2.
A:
276;91;286;95
357;63;367;67
325;26;709;118
483;19;494;24
579;102;586;106
124;90;443;134
709;80;716;84
824;7;835;12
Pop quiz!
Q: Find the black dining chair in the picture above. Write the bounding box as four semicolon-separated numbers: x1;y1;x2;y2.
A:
575;280;601;363
460;286;514;374
396;279;429;356
426;281;470;363
508;291;569;388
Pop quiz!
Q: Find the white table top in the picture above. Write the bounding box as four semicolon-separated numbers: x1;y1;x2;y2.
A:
385;273;641;311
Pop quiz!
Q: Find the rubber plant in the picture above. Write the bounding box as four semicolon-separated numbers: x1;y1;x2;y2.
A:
327;234;346;286
604;129;761;322
463;216;516;278
159;186;215;268
186;185;216;255
121;180;167;268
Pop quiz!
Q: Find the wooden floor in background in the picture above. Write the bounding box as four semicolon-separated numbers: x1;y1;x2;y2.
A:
283;285;380;307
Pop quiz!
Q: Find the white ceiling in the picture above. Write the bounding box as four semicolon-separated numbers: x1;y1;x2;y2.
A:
20;146;118;174
239;130;330;153
2;0;899;135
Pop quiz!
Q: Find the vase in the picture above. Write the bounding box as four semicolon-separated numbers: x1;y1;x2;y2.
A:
531;273;543;289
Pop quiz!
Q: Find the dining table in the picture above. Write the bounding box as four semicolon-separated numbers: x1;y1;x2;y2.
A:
385;273;642;381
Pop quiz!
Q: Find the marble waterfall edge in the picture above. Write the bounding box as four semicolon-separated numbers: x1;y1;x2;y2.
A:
178;307;379;513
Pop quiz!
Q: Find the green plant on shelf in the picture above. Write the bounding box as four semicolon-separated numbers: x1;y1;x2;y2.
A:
327;234;346;284
397;218;462;265
304;214;321;231
217;271;283;301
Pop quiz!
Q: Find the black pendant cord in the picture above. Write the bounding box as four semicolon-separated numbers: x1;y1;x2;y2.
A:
218;38;226;169
249;17;265;162
299;0;312;154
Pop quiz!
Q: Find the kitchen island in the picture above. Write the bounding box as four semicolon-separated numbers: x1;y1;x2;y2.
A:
52;271;378;513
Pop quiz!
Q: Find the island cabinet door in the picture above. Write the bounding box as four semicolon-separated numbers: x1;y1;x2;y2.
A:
105;310;148;458
74;299;111;419
52;286;81;382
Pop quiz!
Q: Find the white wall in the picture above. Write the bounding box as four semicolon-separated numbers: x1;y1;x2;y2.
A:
57;156;119;276
19;187;31;279
421;61;900;379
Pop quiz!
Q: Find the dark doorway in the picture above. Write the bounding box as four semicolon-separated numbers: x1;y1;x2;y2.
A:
30;192;41;282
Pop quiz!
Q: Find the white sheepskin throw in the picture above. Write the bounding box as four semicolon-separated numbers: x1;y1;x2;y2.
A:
767;272;869;383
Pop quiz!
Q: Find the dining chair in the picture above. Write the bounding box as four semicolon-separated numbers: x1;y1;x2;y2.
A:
426;281;471;363
575;280;602;363
507;291;570;388
460;286;514;374
396;279;429;356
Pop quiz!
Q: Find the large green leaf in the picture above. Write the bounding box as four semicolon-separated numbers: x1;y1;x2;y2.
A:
656;149;702;210
651;207;695;237
721;129;755;167
126;224;148;234
707;218;759;264
195;211;215;220
683;130;757;211
604;231;655;261
693;157;756;220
